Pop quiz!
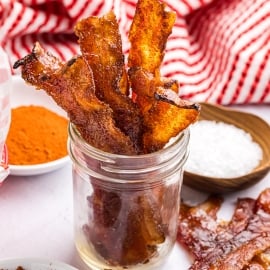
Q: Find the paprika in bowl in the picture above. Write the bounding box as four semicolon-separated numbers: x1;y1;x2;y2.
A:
6;76;70;176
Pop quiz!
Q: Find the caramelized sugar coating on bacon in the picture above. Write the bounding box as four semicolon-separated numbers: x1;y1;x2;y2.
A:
128;0;176;73
178;189;270;270
74;12;144;153
128;67;200;153
84;189;166;266
13;43;137;155
128;0;200;153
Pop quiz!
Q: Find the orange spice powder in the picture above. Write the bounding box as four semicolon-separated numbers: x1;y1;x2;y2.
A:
6;105;68;165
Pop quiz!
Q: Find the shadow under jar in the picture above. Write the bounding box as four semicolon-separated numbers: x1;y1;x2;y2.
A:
68;123;190;270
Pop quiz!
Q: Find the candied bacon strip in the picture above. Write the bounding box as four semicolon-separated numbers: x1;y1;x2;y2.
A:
178;196;223;260
208;233;270;270
244;263;265;270
74;11;127;96
128;0;176;74
127;0;200;153
74;11;144;153
253;248;270;268
13;43;137;155
178;188;270;270
215;198;256;243
128;66;200;153
84;188;166;266
154;87;200;110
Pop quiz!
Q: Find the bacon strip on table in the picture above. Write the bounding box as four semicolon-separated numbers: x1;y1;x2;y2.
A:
178;189;270;270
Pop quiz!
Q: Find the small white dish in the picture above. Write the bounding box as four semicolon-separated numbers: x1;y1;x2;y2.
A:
10;75;66;116
0;257;78;270
8;76;69;176
9;156;70;176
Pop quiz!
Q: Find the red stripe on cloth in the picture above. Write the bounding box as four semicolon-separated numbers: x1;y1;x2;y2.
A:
187;1;248;85
66;0;77;10
166;0;206;15
164;44;220;83
124;0;137;7
230;34;269;104
163;0;238;82
259;79;270;103
164;45;189;54
178;86;205;100
124;0;137;19
163;57;205;77
21;35;30;56
126;11;134;21
217;34;268;103
156;0;269;104
187;0;225;41
172;22;188;29
180;0;193;12
8;4;27;37
10;39;21;61
166;36;189;45
0;1;13;30
64;0;76;31
54;34;78;59
205;0;268;103
0;1;4;18
40;33;65;60
188;0;240;55
49;4;65;34
34;4;50;34
215;13;269;104
7;4;26;59
199;0;208;5
21;8;39;35
245;47;270;104
165;1;189;16
92;2;105;16
71;1;102;22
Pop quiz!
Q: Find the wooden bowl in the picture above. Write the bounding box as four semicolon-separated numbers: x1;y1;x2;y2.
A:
183;102;270;194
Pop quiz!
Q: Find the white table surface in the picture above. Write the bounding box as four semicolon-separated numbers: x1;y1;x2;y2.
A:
0;104;269;270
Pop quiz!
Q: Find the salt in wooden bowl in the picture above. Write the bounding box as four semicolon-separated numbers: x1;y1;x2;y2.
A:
183;102;270;194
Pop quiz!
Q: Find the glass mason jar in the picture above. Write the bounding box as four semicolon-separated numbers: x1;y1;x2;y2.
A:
68;123;189;270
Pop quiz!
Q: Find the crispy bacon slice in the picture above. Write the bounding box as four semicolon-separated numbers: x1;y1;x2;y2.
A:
128;0;200;153
178;189;270;270
128;0;176;74
74;11;144;153
13;43;137;155
128;67;200;153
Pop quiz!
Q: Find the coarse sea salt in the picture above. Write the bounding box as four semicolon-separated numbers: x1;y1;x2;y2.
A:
185;120;263;178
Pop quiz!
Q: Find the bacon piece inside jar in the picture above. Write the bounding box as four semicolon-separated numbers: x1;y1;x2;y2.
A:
178;188;270;270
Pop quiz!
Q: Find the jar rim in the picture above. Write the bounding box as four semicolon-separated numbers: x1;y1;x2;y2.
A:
68;122;190;184
68;122;189;160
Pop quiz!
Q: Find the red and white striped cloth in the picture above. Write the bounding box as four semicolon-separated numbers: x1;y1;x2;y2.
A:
0;0;269;105
0;47;11;182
